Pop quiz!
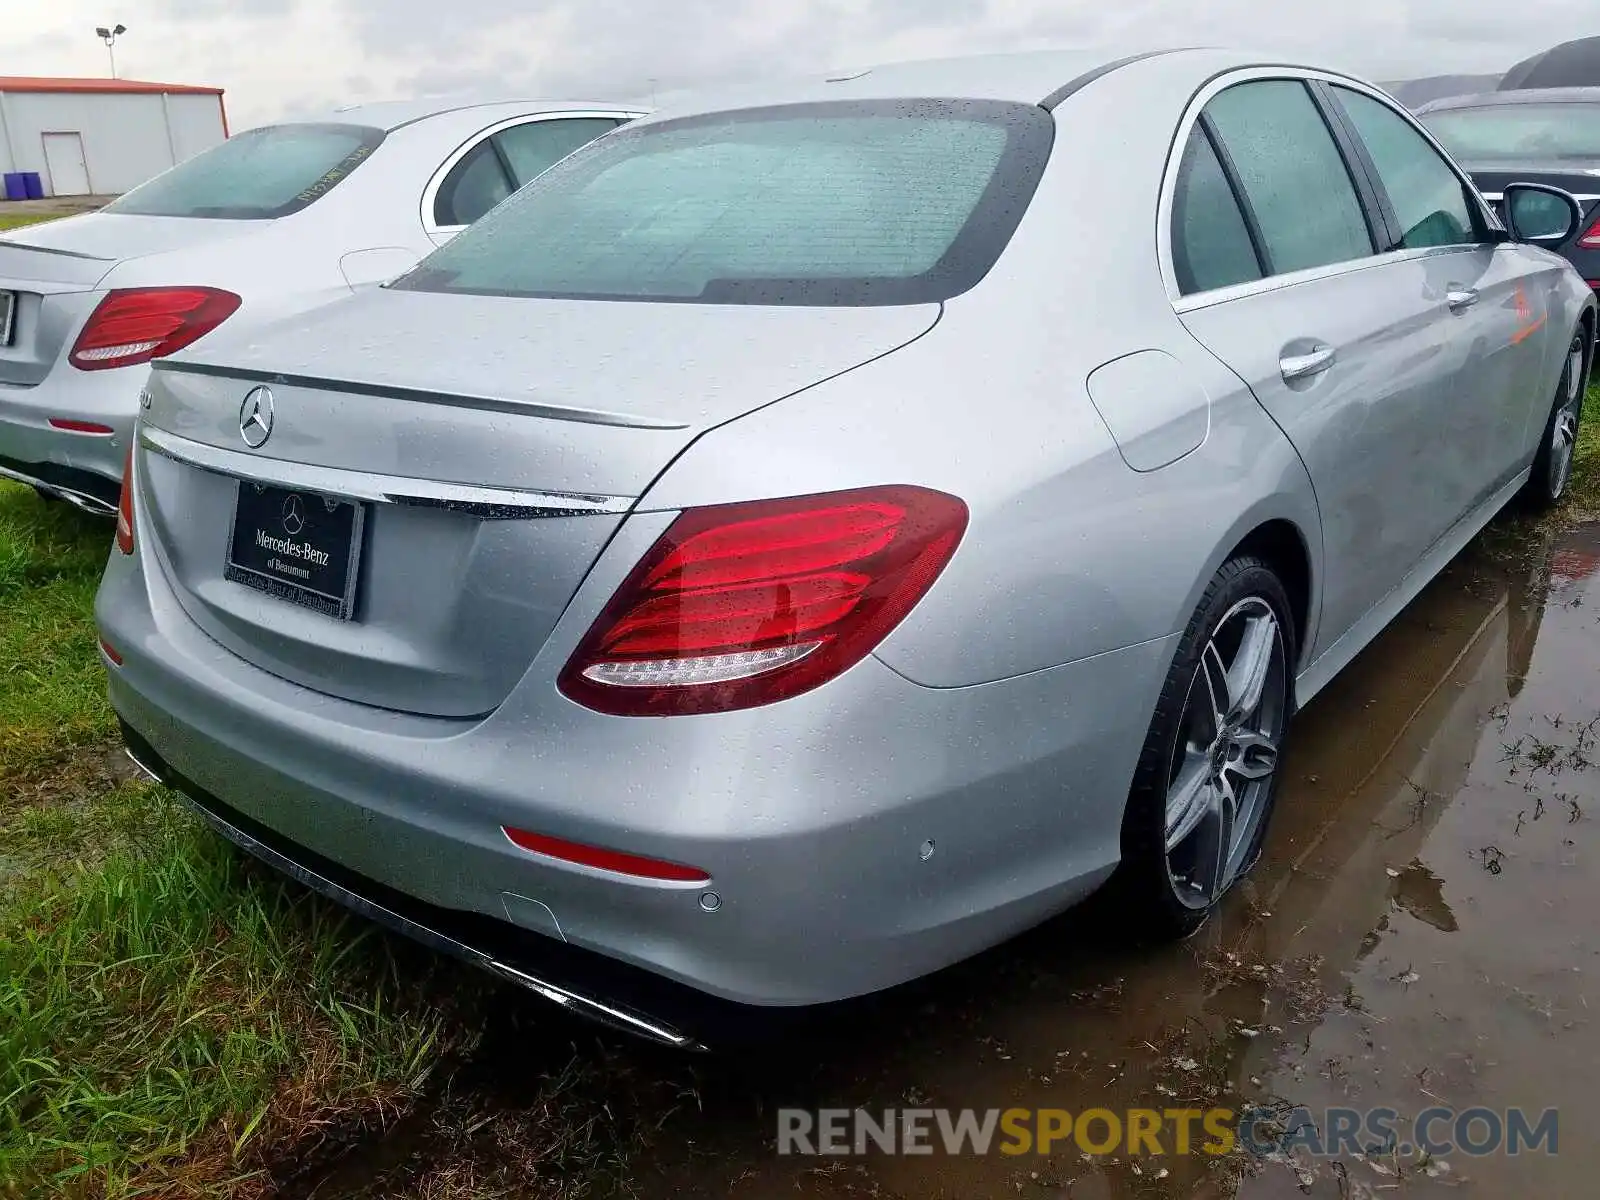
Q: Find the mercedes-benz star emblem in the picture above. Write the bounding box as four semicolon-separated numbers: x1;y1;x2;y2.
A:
238;386;275;449
281;494;306;536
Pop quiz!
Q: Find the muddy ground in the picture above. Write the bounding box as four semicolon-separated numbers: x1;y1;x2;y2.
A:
0;195;114;217
293;519;1599;1200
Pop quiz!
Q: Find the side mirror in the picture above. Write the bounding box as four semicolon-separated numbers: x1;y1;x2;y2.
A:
1501;182;1584;244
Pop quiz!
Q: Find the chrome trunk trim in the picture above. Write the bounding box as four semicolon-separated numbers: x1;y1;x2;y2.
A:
138;424;633;519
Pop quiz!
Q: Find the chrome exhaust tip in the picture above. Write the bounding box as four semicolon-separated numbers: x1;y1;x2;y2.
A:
0;463;118;516
124;746;166;784
59;489;118;517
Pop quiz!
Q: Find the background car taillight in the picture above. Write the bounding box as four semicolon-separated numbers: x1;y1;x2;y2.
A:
115;445;135;555
1578;212;1600;250
69;287;241;371
559;485;968;716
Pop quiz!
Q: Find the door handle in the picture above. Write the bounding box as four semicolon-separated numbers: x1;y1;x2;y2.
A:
1280;345;1336;381
1446;286;1479;311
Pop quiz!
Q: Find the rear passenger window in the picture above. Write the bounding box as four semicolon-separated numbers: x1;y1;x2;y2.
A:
1172;127;1263;295
494;118;621;187
432;118;623;229
1332;87;1480;250
1203;80;1374;275
433;140;513;228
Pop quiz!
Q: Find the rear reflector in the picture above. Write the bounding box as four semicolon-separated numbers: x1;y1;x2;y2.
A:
48;418;115;435
70;287;241;372
501;826;710;882
114;445;134;555
559;484;968;716
98;638;123;666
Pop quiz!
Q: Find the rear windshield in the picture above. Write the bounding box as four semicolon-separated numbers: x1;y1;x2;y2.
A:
1420;103;1600;161
105;123;386;220
394;99;1054;306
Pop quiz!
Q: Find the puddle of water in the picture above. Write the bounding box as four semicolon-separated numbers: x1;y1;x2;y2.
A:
610;521;1600;1200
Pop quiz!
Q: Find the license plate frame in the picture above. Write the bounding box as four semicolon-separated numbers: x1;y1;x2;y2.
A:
0;291;14;347
224;481;366;620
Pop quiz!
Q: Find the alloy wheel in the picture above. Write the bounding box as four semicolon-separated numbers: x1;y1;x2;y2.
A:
1549;336;1585;501
1163;596;1288;910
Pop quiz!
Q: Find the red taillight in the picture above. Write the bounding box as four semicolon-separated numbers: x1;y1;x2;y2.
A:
69;287;240;372
502;826;710;882
559;485;968;716
1579;214;1600;249
115;445;134;555
48;418;115;435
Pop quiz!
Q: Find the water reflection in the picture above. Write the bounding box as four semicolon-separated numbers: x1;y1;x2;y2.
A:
629;523;1598;1199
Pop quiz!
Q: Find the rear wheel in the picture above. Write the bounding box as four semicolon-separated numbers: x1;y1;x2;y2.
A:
1521;327;1587;511
1113;556;1296;940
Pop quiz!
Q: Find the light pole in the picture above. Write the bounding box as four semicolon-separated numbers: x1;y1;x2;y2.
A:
94;24;126;78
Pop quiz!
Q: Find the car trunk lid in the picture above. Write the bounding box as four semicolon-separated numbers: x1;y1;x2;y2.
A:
135;288;939;717
0;211;260;387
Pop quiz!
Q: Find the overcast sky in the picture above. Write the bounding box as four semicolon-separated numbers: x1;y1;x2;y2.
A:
2;0;1588;129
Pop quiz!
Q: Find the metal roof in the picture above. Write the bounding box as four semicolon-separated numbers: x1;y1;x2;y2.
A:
1418;86;1600;113
0;76;223;96
639;46;1189;121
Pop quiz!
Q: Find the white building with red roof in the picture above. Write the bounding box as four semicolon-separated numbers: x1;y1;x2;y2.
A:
0;76;228;197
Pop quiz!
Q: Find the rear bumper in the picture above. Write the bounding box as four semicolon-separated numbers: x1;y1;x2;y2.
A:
119;721;717;1049
0;453;119;512
96;512;1172;1019
0;363;141;504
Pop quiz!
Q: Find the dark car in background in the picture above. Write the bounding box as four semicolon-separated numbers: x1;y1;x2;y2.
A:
1419;88;1600;288
1499;35;1600;90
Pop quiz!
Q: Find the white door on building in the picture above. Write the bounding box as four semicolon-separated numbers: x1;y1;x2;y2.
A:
41;132;91;196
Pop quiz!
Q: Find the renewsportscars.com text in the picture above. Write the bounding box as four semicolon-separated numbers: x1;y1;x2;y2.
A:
777;1106;1558;1158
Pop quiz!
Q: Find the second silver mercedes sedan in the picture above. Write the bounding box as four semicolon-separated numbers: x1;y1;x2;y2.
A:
97;47;1593;1048
0;96;639;513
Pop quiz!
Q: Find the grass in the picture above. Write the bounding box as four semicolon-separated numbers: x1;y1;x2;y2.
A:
1568;385;1600;514
0;214;56;233
0;488;472;1197
0;493;117;783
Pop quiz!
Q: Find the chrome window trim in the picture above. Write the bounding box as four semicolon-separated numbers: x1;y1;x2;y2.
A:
1159;67;1502;306
1480;192;1600;203
1173;243;1479;314
420;109;645;236
140;425;633;519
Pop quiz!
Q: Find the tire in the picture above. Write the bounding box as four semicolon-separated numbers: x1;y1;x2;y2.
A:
33;486;60;505
1521;325;1588;512
1111;556;1297;941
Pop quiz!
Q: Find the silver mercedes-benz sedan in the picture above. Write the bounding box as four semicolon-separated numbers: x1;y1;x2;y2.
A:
96;47;1594;1048
0;97;640;513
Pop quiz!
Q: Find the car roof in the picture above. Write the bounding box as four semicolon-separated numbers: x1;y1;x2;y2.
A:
641;46;1208;120
1419;86;1600;113
634;45;1397;124
282;96;643;132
